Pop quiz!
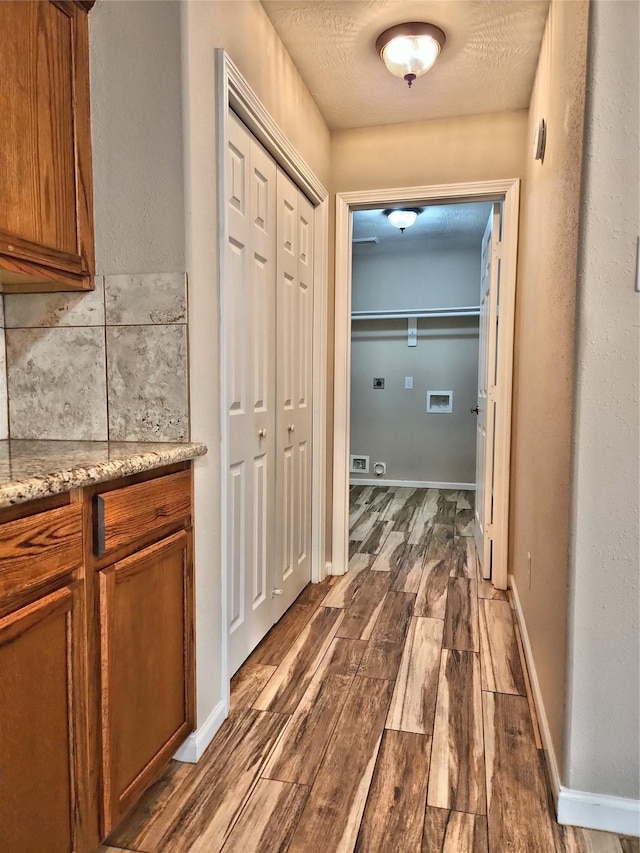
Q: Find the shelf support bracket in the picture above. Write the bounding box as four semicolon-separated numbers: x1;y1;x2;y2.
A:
408;317;417;347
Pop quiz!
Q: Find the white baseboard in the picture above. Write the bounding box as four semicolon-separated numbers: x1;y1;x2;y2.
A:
557;787;640;837
350;478;476;490
509;574;562;801
173;699;227;764
509;574;640;838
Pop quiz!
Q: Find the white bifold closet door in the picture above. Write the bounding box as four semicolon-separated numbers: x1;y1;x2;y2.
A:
226;111;314;675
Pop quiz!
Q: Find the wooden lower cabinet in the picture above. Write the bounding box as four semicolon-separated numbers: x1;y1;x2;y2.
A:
98;529;194;835
0;583;85;853
0;463;196;851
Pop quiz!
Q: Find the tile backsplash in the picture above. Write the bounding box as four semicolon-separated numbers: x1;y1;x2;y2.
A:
107;324;188;441
7;326;108;440
105;273;186;325
1;273;189;442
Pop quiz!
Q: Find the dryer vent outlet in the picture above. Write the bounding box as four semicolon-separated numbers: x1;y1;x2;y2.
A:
349;455;369;474
374;462;386;476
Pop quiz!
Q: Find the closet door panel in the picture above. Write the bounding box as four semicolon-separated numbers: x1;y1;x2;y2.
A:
226;112;277;674
275;172;314;619
276;170;298;605
295;193;314;587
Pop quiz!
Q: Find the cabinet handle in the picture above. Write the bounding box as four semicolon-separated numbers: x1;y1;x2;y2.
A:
258;428;267;438
288;424;295;433
95;495;106;556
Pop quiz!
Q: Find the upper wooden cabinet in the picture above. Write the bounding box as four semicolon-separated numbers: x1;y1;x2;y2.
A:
0;1;95;293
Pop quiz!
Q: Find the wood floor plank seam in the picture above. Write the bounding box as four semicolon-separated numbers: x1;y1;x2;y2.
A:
260;637;368;789
219;779;312;852
356;729;432;851
259;673;353;786
287;675;395;852
253;606;346;715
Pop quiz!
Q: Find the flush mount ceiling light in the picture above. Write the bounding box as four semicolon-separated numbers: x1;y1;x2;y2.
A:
385;208;421;233
376;22;446;88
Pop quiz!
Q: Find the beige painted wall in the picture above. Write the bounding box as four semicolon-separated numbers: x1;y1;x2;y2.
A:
566;0;639;800
350;244;481;485
328;111;528;552
509;0;589;767
90;0;185;274
181;0;330;731
331;111;528;194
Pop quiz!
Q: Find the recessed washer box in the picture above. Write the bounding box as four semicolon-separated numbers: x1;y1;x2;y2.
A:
426;391;453;413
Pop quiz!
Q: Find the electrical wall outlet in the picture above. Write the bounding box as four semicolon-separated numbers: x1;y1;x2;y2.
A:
404;376;414;389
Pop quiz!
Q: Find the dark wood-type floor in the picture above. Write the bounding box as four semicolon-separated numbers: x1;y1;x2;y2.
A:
103;487;638;853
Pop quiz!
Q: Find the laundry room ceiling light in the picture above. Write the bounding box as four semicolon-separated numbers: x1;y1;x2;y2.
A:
385;208;421;233
376;22;446;88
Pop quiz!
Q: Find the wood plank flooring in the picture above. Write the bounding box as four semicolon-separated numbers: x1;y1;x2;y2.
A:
104;486;635;853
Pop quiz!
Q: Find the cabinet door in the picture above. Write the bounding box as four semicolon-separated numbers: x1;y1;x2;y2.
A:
0;0;94;291
99;530;194;834
0;584;83;853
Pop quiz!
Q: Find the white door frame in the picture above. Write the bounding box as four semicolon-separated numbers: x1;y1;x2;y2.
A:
217;51;329;698
332;180;520;589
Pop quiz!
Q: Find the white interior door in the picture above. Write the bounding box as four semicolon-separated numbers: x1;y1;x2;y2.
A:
226;112;278;674
474;204;501;578
275;170;314;619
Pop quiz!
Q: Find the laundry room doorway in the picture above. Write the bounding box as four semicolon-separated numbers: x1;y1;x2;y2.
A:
332;180;520;590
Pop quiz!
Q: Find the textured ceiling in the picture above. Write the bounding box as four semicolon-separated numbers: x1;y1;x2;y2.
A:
352;202;493;250
261;0;550;129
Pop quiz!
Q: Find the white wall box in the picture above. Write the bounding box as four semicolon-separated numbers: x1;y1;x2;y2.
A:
427;391;453;413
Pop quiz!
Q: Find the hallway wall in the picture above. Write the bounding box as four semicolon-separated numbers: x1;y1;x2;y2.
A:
566;0;640;802
509;0;589;770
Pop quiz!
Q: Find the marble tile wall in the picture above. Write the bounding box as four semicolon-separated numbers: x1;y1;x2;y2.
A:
2;273;189;442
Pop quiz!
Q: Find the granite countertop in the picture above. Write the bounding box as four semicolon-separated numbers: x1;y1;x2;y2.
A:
0;440;208;508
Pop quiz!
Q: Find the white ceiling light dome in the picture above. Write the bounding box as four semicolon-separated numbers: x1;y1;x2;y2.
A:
385;208;421;232
376;22;446;88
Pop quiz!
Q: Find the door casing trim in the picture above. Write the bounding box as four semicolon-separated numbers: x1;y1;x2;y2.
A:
217;51;329;700
332;180;520;588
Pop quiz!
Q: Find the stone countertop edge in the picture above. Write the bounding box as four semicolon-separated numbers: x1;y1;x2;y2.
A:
0;442;208;509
